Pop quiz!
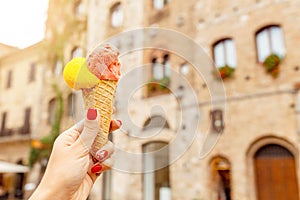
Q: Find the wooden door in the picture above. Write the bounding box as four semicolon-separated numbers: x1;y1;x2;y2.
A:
254;144;299;200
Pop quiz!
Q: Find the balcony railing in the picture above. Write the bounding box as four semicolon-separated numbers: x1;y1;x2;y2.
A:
0;127;30;139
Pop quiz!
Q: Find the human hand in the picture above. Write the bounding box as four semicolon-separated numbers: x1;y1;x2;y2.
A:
29;108;121;200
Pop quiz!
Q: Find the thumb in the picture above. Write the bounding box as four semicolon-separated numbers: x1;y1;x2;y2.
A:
77;108;100;150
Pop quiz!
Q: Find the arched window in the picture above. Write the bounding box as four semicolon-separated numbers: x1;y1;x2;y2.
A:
53;57;63;76
74;1;85;17
111;3;123;28
143;115;170;130
67;93;75;117
163;54;171;77
211;156;232;200
71;47;83;58
152;58;164;80
256;25;285;62
143;141;170;200
213;38;237;68
151;54;171;80
148;53;171;97
48;98;57;125
153;0;170;10
180;62;189;75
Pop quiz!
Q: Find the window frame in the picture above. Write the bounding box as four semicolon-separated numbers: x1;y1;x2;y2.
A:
1;112;7;133
74;1;85;18
143;115;170;130
212;38;237;68
67;93;75;117
53;58;63;76
255;25;285;63
22;107;31;134
71;47;84;59
48;98;57;125
110;2;123;28
151;57;164;80
180;62;189;75
28;63;36;83
6;70;12;89
153;0;170;10
151;54;171;80
143;141;170;200
211;156;232;200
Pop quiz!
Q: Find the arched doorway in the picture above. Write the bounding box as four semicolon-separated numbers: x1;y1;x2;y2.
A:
254;144;299;200
211;156;232;200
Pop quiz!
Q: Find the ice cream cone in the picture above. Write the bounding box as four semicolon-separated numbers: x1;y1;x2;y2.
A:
82;80;118;156
63;43;121;159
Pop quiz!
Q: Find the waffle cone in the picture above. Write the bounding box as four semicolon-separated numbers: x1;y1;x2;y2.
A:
82;80;118;156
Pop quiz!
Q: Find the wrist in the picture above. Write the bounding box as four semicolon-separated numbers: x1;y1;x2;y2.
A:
29;180;66;200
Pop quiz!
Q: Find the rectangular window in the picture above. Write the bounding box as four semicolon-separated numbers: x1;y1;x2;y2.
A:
48;98;57;125
6;70;12;88
67;93;75;117
143;142;170;200
102;171;112;200
0;112;7;136
54;60;63;76
22;107;31;134
29;63;36;82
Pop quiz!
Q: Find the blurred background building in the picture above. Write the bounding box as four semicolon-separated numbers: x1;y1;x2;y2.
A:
1;0;300;200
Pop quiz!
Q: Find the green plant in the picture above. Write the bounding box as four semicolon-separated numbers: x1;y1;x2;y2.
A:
29;84;64;167
214;65;235;79
262;54;281;78
148;76;170;92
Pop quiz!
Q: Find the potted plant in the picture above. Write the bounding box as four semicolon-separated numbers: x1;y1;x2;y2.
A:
214;65;235;80
147;76;170;95
262;54;281;78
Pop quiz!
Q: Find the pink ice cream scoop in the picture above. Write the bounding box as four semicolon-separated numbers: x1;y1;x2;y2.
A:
86;44;121;81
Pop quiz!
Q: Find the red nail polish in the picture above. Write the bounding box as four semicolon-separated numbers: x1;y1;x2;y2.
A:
87;108;97;120
96;150;108;162
91;164;102;173
117;120;122;126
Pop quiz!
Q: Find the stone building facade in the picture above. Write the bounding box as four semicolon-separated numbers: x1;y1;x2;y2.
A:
87;0;300;200
0;0;88;198
1;0;300;200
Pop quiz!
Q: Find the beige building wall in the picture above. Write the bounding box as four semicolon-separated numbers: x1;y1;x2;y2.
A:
0;42;46;162
0;0;89;198
0;44;19;58
87;0;300;200
1;0;300;199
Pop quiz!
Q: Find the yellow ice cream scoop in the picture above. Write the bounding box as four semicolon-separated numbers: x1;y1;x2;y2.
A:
63;57;99;90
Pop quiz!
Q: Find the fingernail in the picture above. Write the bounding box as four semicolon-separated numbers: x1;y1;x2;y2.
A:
117;120;122;126
96;150;108;162
87;108;97;120
95;172;101;176
91;164;102;173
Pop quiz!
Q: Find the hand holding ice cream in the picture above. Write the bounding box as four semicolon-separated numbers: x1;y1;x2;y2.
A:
63;43;121;157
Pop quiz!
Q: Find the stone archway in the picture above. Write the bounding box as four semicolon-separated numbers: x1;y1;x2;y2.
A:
210;156;232;200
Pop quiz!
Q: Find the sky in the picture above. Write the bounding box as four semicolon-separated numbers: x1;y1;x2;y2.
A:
0;0;49;49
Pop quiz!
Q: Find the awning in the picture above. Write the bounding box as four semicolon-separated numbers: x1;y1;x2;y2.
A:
0;161;29;173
